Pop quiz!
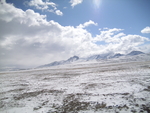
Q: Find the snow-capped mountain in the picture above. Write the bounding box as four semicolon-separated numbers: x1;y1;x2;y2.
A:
127;51;144;56
37;51;148;68
111;53;124;58
106;53;150;63
37;56;79;68
86;52;114;61
65;56;79;62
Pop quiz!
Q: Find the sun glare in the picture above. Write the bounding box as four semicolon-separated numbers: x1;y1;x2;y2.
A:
93;0;101;9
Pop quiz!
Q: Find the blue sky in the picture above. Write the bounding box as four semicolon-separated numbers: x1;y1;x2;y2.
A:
6;0;150;36
0;0;150;68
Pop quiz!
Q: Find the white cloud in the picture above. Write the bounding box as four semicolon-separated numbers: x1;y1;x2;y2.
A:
27;0;57;10
141;26;150;33
55;10;63;16
77;20;98;28
26;0;63;16
70;0;83;8
0;1;149;68
0;1;96;67
0;1;47;25
93;28;149;54
83;20;98;27
94;28;123;43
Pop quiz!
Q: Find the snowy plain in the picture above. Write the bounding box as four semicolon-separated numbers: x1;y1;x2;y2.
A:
0;55;150;113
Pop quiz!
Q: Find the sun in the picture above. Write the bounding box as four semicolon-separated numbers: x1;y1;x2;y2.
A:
93;0;102;9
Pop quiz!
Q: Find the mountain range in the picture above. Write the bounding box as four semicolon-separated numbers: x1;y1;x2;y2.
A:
37;51;145;68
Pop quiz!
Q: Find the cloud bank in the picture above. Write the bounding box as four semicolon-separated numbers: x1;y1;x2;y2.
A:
0;0;149;68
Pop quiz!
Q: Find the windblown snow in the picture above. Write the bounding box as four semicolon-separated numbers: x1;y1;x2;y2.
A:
0;54;150;113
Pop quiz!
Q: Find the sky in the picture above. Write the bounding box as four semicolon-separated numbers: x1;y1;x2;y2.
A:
0;0;150;68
